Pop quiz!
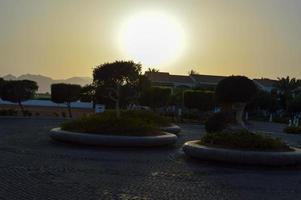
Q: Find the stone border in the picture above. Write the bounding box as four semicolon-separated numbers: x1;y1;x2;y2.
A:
161;124;181;135
49;128;178;147
183;140;301;166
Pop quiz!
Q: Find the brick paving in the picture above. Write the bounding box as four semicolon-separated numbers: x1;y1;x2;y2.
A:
0;119;301;200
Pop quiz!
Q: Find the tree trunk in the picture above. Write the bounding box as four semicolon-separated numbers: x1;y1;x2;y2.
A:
115;99;120;119
233;102;246;128
18;100;24;114
115;85;120;119
67;102;72;118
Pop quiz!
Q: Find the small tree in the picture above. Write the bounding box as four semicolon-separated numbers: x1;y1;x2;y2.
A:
184;90;214;111
1;80;38;112
93;61;141;118
51;83;81;118
216;76;257;127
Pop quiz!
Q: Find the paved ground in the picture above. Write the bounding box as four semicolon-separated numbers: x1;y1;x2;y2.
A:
1;118;301;200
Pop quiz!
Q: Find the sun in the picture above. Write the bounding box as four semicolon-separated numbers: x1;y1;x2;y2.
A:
119;11;185;67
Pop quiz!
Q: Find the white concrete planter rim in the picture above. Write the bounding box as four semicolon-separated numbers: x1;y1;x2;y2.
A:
49;127;178;147
183;140;301;166
160;124;181;134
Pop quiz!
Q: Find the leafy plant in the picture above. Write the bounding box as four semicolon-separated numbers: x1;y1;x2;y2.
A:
61;110;170;136
205;112;234;133
200;129;291;151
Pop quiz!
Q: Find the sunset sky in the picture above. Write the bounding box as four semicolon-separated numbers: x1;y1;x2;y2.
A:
0;0;301;79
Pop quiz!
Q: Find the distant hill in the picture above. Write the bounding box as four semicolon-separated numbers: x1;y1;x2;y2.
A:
1;74;92;93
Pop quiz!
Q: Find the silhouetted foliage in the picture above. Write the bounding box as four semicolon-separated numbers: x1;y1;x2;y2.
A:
93;61;142;118
146;68;159;73
1;80;38;112
139;87;171;109
216;76;257;104
216;76;257;127
247;90;278;112
80;84;96;103
51;83;81;118
184;90;214;111
205;111;235;133
205;112;234;133
288;94;301;114
0;78;4;98
188;69;199;75
275;76;301;110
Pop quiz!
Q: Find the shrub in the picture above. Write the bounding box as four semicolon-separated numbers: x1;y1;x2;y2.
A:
284;126;301;134
205;112;234;133
61;110;170;136
199;129;291;151
184;90;214;111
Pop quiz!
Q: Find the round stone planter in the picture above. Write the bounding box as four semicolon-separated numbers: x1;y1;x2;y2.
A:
160;124;181;135
49;128;178;147
183;140;301;166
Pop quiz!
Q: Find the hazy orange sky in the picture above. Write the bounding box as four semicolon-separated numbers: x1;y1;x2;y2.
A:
0;0;301;79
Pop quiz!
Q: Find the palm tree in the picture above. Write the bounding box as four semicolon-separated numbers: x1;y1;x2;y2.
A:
146;68;159;73
188;69;199;75
275;76;301;110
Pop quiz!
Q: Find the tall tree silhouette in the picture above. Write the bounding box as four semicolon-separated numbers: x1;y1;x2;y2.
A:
1;80;38;112
275;76;301;110
93;61;141;118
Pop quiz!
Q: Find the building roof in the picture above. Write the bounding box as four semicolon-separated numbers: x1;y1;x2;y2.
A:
190;74;226;85
145;72;170;83
253;78;277;88
145;72;194;84
169;75;194;84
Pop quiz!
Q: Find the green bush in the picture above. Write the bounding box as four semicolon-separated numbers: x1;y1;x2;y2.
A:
61;110;171;136
199;129;291;151
205;112;234;133
284;126;301;134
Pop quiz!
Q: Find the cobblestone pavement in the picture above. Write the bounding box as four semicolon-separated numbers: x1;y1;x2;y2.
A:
1;119;301;200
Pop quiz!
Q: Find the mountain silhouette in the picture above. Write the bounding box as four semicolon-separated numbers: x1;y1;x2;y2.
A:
1;74;92;93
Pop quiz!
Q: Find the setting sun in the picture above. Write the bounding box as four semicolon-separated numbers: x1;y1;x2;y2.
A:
119;11;185;67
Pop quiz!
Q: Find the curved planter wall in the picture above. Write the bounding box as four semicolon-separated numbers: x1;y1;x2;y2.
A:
161;124;181;135
183;140;301;166
50;128;178;147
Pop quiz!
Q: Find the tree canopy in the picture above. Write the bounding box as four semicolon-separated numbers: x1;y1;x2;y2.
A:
216;76;257;104
1;80;38;111
51;83;81;117
184;90;214;111
93;61;142;118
